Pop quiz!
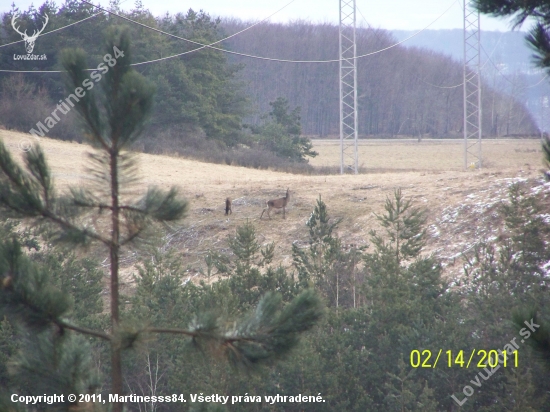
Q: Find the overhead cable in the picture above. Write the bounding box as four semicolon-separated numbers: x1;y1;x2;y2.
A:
86;0;459;65
0;0;297;72
0;11;103;50
419;78;463;89
480;43;549;89
0;0;461;72
420;29;544;90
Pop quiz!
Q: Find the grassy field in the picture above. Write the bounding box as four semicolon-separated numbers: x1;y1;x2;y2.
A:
1;130;547;288
309;138;543;171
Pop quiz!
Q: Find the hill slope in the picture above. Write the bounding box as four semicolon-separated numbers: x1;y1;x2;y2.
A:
1;130;547;285
222;21;538;137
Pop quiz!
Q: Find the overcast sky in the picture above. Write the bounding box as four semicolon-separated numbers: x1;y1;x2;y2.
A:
3;0;521;32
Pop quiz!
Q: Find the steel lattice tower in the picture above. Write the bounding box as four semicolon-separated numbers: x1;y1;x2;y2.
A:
463;0;482;169
339;0;358;174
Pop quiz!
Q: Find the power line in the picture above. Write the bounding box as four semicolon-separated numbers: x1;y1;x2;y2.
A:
419;78;463;89
480;43;517;86
0;0;132;73
356;3;371;28
525;74;549;89
0;0;296;73
0;11;103;50
419;29;539;90
0;9;105;72
480;43;549;89
419;58;549;91
84;0;458;64
0;0;459;73
0;0;298;73
136;0;458;65
130;0;299;67
0;0;138;50
417;57;497;90
479;30;506;69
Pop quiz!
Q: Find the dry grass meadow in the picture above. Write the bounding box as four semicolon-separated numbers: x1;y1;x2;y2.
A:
310;138;543;171
1;130;548;288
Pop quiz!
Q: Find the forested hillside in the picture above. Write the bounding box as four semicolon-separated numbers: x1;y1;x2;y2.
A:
0;3;254;154
0;1;538;159
392;29;533;72
393;29;550;134
222;20;539;137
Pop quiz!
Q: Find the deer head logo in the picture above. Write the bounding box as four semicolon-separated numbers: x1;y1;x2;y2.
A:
11;13;49;54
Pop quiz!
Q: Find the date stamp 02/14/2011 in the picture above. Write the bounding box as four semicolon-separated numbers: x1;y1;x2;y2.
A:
410;318;541;370
410;348;519;369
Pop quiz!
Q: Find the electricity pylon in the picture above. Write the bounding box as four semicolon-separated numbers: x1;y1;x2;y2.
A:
339;0;358;174
463;0;482;169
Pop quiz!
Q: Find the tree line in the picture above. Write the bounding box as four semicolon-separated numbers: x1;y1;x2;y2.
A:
0;0;539;167
221;19;539;137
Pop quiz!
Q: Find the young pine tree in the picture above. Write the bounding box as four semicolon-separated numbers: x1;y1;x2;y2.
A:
206;220;298;308
383;356;439;412
256;97;318;162
0;28;321;411
369;188;427;267
293;196;363;308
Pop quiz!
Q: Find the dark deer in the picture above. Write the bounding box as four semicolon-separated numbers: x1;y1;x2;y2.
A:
260;189;290;219
225;198;232;215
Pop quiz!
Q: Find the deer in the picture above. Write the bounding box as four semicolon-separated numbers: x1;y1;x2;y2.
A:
12;13;49;54
225;197;232;215
260;189;290;219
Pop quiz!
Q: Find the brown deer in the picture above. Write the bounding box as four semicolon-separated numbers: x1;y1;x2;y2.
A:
260;189;290;219
225;197;232;215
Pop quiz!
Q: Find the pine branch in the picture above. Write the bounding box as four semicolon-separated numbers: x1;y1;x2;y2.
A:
0;142;110;245
42;209;110;245
56;319;111;341
9;332;101;397
1;238;110;342
24;147;54;209
1;257;71;331
220;289;322;367
0;142;45;216
60;48;108;150
474;0;550;27
146;290;322;368
146;327;199;337
526;22;550;72
139;186;189;222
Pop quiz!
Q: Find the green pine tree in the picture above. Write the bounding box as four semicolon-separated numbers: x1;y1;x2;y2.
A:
0;28;321;412
293;196;363;308
204;220;298;308
486;365;545;412
255;97;318;162
383;356;439;412
369;188;427;267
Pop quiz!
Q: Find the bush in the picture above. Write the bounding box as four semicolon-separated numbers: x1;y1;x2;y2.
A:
139;126;319;173
0;74;80;142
